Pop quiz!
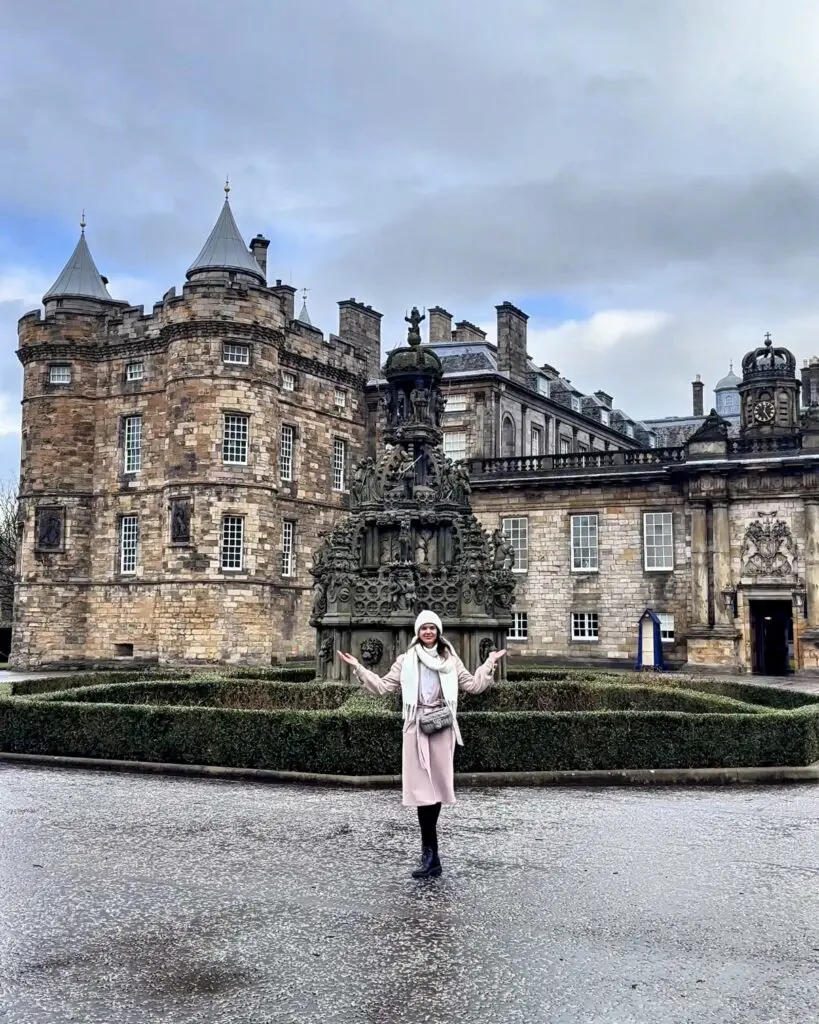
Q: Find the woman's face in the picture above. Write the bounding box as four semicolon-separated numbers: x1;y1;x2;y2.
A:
418;623;438;647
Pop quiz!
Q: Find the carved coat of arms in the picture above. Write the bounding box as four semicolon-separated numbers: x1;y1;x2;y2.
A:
740;511;796;578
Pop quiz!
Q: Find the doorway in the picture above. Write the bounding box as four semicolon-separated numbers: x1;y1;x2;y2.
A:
749;599;793;675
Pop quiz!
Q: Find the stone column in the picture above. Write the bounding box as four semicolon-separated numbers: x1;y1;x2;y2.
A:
711;502;733;626
805;501;819;628
690;504;709;626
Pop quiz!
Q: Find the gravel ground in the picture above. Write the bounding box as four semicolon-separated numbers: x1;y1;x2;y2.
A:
1;764;818;1024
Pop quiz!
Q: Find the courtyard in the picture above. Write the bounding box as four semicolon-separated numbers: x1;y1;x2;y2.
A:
1;765;818;1024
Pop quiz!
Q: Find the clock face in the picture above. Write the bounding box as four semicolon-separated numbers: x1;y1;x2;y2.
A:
753;400;776;424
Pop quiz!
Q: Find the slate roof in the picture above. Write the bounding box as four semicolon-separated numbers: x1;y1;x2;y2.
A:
187;198;264;282
43;230;113;301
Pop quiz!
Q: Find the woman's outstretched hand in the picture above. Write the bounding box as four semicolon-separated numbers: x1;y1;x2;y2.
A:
488;649;507;667
338;651;360;668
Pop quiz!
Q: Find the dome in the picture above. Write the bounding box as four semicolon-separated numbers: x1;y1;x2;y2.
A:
714;365;741;391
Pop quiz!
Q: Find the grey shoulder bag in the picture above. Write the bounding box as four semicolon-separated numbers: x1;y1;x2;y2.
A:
419;705;454;735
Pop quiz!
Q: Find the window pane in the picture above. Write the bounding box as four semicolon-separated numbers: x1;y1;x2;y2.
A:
124;416;142;473
644;512;673;570
334;388;346;409
509;611;528;640
658;612;675;642
223;343;250;365
571;514;598;570
332;439;346;491
282;520;295;576
501;516;528;572
559;436;571;454
444;394;468;412
49;365;71;384
220;516;244;570
443;431;467;462
120;515;139;574
280;425;294;482
282;371;296;392
222;414;249;464
126;361;144;381
571;612;598;640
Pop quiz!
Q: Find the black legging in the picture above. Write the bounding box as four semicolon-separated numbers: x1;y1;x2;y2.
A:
417;802;442;852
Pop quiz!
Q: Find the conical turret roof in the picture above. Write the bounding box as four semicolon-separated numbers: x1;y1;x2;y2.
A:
297;299;312;326
44;227;113;302
187;192;265;282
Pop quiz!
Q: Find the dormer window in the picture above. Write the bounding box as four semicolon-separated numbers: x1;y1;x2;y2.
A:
570;396;581;413
600;409;610;427
49;365;71;385
625;423;634;438
537;378;550;397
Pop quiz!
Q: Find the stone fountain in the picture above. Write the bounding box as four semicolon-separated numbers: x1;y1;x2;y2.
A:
310;307;516;680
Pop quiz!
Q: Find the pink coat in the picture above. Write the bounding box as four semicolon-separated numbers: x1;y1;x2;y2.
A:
354;651;495;807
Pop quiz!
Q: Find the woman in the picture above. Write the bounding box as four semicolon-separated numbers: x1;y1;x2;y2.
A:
338;611;506;879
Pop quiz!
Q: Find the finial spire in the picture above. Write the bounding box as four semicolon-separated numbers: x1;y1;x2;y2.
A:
764;331;772;345
729;359;733;372
80;209;86;233
224;176;231;199
298;288;313;326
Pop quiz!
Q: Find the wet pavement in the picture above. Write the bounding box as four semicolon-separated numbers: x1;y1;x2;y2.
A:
1;767;818;1024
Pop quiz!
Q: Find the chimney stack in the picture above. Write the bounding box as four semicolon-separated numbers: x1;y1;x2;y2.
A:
249;234;270;283
428;306;453;342
692;374;704;417
496;302;529;385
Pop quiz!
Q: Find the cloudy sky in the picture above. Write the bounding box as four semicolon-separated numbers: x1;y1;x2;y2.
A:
3;0;819;480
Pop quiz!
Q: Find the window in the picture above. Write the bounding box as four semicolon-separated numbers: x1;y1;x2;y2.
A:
443;431;467;462
222;413;249;465
658;613;675;643
126;361;144;381
571;514;598;571
577;442;589;453
530;425;543;456
572;612;599;641
49;365;71;385
119;515;139;574
625;423;634;438
537;377;550;397
220;515;244;570
501;416;515;457
644;512;674;571
570;396;581;413
647;434;657;448
223;342;250;365
501;516;528;572
332;438;347;491
508;612;528;641
334;388;347;409
123;415;142;473
282;371;296;392
600;408;610;426
280;424;295;482
282;520;295;577
444;393;468;412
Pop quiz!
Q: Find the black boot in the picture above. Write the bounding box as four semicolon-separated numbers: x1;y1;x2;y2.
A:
412;845;442;879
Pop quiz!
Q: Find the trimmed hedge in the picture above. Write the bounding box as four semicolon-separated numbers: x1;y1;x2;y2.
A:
41;680;356;712
1;696;818;772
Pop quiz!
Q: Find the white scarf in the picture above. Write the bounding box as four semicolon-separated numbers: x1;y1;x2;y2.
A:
400;640;459;725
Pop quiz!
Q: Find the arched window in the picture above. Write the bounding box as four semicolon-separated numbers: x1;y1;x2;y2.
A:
502;415;516;457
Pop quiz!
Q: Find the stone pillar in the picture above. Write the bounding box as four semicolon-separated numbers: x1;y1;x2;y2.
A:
805;501;819;628
690;504;709;626
711;502;732;626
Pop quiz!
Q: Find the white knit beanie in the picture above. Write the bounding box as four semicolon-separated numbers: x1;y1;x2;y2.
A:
414;609;443;638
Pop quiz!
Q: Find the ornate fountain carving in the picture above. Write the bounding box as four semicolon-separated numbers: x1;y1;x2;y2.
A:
311;306;515;676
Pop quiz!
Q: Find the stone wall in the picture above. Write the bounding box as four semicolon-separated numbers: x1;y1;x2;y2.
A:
12;278;371;668
471;478;690;666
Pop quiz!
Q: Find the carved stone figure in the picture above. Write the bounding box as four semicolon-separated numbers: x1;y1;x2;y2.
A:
318;635;334;663
433;392;447;426
410;388;428;423
492;529;515;570
404;306;425;348
397;517;413;563
311;582;327;620
36;507;64;551
479;637;496;663
360;637;384;667
170;499;191;544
